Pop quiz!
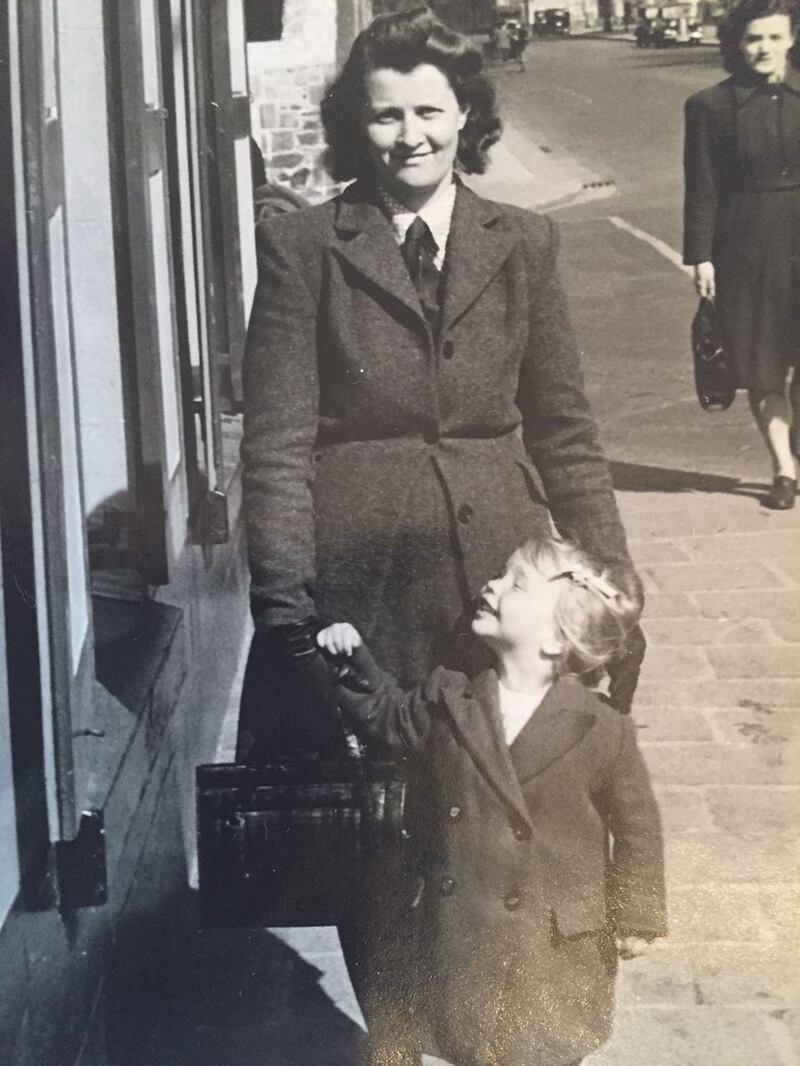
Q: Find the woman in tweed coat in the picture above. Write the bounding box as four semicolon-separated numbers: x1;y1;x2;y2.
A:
237;8;640;762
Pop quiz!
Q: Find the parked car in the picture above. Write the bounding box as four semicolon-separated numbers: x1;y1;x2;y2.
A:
542;8;571;35
636;13;702;47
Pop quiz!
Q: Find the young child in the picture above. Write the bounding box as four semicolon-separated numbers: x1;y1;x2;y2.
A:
317;535;666;1066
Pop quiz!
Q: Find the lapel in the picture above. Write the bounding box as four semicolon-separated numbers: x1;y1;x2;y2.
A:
442;670;533;831
510;676;596;786
439;182;521;334
331;181;521;338
442;672;597;828
732;64;800;106
332;183;429;332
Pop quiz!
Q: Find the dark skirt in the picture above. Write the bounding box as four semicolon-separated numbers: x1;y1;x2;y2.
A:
715;187;800;392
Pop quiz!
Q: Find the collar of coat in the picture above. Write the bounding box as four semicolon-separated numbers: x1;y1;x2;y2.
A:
439;670;597;832
732;63;800;105
331;178;522;336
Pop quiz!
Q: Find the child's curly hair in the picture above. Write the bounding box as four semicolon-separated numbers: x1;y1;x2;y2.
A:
520;536;643;687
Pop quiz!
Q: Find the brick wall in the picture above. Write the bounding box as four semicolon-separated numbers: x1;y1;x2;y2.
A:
248;0;372;203
248;0;338;203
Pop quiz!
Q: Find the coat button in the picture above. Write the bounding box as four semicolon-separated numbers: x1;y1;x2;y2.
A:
457;503;474;524
442;340;454;359
448;805;462;822
504;893;521;911
440;877;455;897
512;823;530;841
423;427;439;444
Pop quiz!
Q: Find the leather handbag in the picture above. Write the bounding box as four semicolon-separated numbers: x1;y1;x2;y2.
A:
692;297;735;411
196;756;407;927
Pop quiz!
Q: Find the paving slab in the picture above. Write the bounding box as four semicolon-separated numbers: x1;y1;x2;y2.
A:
586;1007;787;1066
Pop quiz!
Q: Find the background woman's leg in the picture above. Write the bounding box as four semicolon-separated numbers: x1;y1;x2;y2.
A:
748;388;797;508
748;389;796;478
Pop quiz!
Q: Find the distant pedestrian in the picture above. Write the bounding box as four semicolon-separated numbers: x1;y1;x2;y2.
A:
319;534;667;1066
496;20;512;64
509;23;529;71
683;0;800;509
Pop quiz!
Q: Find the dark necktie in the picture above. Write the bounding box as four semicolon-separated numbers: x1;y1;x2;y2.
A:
401;215;440;327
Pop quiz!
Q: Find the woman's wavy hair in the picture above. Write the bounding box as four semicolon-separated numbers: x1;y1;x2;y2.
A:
321;6;502;183
519;536;642;688
719;0;800;74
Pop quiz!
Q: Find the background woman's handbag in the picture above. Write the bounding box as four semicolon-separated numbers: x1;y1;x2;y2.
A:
692;297;735;411
196;756;407;927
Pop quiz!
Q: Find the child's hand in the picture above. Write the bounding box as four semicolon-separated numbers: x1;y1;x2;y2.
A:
616;935;650;960
316;622;362;658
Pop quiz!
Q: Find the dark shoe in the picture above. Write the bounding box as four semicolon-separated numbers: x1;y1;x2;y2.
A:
763;476;797;510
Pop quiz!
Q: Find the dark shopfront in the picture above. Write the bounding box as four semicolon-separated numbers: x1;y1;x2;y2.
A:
0;1;254;1061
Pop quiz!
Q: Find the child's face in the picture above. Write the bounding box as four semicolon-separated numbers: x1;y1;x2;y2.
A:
471;550;563;658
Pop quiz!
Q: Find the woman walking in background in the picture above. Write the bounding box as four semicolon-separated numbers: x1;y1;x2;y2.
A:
684;0;800;509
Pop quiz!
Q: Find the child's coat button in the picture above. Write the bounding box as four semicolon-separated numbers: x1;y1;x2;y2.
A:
457;503;474;524
504;893;521;911
512;823;530;841
440;877;456;896
448;805;462;822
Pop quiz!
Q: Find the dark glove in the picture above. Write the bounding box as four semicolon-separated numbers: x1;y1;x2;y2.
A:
264;618;324;667
606;623;646;715
261;618;350;756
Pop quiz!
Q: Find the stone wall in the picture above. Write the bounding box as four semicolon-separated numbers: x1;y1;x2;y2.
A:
248;0;372;203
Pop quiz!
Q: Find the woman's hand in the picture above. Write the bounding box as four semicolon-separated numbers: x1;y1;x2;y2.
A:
316;622;363;657
693;261;715;300
616;935;650;960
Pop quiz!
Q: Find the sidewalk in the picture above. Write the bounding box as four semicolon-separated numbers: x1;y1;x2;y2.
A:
465;124;590;211
572;27;719;46
587;487;800;1065
142;484;800;1066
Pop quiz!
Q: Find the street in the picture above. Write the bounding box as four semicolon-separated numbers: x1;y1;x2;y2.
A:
129;39;800;1066
495;37;766;484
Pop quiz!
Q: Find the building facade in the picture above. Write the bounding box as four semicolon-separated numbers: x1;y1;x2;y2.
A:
248;0;373;203
0;1;256;1061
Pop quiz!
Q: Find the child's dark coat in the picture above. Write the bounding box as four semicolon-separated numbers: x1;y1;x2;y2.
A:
339;663;667;1066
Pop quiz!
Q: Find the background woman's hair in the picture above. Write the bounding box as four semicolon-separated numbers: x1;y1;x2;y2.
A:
521;536;642;687
719;0;800;74
321;6;502;182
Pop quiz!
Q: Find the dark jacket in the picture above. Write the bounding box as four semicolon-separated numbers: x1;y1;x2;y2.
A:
241;180;631;681
683;68;800;264
337;663;667;1066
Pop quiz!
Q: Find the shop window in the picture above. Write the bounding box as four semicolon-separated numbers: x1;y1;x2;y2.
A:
244;0;284;42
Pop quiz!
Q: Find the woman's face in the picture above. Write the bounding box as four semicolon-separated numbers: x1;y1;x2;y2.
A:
739;14;795;78
363;63;467;211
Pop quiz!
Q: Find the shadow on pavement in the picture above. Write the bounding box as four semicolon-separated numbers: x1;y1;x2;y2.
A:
610;460;763;498
106;887;365;1066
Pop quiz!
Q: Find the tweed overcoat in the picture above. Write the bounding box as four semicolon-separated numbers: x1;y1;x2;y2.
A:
683;71;800;389
240;180;631;692
336;663;667;1066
